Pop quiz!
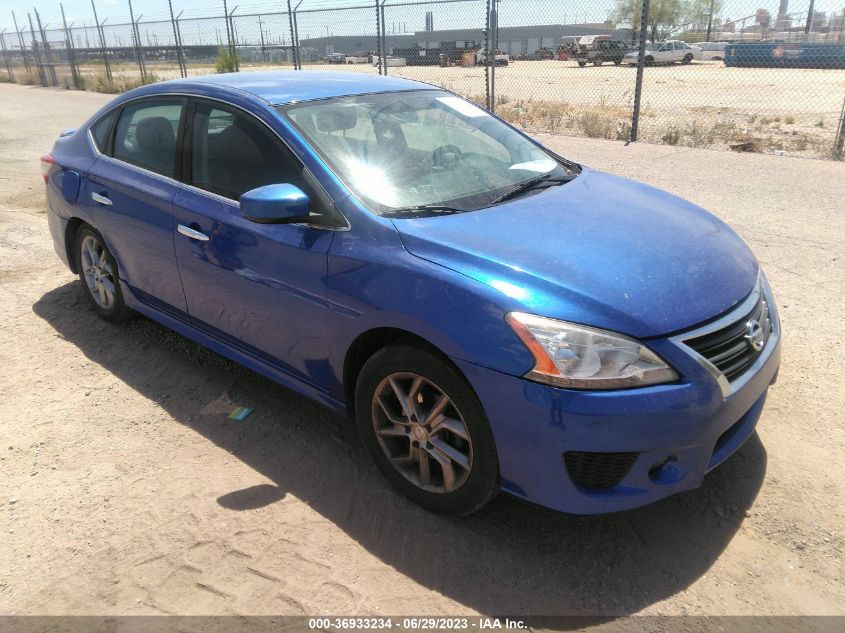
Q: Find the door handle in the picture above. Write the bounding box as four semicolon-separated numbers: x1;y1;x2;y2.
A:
90;191;112;206
177;224;209;242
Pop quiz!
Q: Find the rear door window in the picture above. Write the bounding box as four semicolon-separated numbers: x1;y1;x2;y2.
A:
112;98;186;178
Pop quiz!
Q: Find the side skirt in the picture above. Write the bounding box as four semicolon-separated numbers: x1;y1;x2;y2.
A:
121;280;347;415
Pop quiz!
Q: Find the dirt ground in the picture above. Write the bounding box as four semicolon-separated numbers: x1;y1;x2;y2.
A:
0;82;843;618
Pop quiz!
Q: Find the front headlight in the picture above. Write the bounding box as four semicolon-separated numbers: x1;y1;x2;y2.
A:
506;312;679;390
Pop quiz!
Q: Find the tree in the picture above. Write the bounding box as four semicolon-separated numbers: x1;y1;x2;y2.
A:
612;0;722;43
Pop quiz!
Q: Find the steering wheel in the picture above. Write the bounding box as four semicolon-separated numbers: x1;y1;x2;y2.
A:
432;144;463;170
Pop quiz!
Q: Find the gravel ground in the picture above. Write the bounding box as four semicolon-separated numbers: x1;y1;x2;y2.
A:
0;82;843;618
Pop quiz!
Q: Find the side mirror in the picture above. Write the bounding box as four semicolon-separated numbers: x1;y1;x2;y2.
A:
240;184;311;224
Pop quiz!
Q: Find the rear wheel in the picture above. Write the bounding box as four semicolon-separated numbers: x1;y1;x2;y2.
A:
645;55;654;66
354;344;499;515
683;53;693;64
577;60;587;67
75;225;133;321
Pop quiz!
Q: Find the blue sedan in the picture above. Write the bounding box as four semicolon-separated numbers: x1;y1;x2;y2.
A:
43;72;780;515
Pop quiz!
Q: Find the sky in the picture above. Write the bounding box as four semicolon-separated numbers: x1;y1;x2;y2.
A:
0;0;840;38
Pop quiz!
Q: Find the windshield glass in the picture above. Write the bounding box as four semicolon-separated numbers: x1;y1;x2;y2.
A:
277;90;577;215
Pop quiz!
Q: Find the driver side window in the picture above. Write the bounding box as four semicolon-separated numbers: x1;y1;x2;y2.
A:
189;101;312;202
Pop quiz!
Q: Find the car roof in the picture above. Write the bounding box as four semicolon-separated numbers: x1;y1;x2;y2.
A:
154;71;432;105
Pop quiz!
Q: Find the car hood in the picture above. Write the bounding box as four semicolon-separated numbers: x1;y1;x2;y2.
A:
393;168;758;338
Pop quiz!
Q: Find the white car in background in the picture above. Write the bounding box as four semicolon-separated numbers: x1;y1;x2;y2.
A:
624;40;701;65
698;41;729;61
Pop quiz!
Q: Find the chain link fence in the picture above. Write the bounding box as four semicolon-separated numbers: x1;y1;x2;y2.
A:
2;0;844;159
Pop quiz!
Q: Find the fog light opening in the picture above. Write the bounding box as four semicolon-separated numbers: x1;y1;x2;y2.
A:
649;455;678;482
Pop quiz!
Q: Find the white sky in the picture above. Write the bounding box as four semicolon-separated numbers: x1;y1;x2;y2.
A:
0;0;840;37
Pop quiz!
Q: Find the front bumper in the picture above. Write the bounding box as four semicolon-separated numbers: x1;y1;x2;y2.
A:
454;284;781;515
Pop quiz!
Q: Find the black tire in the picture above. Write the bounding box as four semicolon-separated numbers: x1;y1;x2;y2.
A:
75;224;134;321
613;60;622;65
577;60;587;67
354;344;500;515
683;54;693;64
645;56;654;66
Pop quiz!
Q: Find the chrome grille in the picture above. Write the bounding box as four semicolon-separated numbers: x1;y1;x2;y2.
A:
683;286;773;383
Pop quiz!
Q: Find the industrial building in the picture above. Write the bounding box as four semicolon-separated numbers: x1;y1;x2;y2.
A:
299;23;627;61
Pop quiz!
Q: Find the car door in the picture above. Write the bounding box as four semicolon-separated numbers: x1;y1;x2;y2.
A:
670;42;683;62
84;97;188;312
171;99;337;388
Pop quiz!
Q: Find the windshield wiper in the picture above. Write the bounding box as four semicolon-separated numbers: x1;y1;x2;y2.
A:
382;204;467;219
491;174;572;205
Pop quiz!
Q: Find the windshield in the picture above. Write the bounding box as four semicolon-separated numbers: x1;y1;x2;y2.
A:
278;90;577;215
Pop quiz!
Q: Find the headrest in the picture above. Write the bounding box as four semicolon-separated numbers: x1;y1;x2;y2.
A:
314;108;357;133
135;116;175;150
215;124;264;164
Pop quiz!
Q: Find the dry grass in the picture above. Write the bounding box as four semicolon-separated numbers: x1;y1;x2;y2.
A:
490;97;834;159
494;97;633;141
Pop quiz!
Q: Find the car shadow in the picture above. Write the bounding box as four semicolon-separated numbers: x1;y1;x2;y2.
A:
33;282;767;618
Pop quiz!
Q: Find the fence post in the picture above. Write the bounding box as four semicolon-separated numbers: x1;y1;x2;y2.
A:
167;0;186;78
484;0;490;110
90;1;112;82
175;16;186;77
293;1;303;69
222;0;233;70
374;0;382;74
34;9;58;87
0;31;14;82
489;0;497;113
60;4;79;88
228;6;240;71
286;0;297;69
834;95;845;161
12;13;31;77
27;13;47;86
380;1;387;75
128;0;145;82
630;0;650;143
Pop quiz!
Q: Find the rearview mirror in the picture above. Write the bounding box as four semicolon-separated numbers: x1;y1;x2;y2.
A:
241;184;311;224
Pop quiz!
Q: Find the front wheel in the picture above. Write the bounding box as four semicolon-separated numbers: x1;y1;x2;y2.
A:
354;345;500;515
75;224;133;321
577;60;587;67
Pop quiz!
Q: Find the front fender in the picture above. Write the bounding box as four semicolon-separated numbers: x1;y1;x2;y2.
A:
324;216;535;403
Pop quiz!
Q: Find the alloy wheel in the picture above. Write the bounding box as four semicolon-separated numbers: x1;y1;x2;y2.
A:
371;372;473;493
80;234;116;310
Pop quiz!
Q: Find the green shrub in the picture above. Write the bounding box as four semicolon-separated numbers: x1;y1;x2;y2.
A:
215;48;239;73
